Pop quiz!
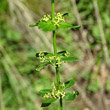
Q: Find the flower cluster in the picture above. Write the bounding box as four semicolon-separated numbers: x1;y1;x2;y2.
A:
43;83;65;99
40;14;51;22
38;51;70;67
49;56;62;67
38;51;46;63
38;51;61;67
52;13;65;26
40;13;65;27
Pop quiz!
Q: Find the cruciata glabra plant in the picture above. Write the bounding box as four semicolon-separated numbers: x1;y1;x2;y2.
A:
29;0;80;110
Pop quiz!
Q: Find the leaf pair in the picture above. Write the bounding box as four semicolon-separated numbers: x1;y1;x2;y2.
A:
36;56;78;71
29;21;80;32
41;91;79;107
36;51;78;71
39;79;77;107
39;79;75;96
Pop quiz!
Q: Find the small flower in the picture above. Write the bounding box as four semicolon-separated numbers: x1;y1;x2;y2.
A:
56;57;62;67
49;56;55;63
39;51;44;57
61;92;65;98
73;91;75;94
43;94;50;98
56;61;62;67
64;51;70;57
40;57;46;63
61;83;65;88
52;82;57;90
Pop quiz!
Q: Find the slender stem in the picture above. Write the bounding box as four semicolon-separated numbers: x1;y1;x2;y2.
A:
53;31;57;55
51;0;55;20
60;97;63;110
56;65;60;86
51;0;63;110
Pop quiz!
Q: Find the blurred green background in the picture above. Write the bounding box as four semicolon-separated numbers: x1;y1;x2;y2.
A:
0;0;110;110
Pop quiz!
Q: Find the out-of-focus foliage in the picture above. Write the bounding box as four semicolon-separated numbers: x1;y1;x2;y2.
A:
0;0;110;110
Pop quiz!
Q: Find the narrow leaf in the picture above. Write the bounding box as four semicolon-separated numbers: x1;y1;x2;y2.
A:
45;53;53;58
57;51;67;57
61;57;78;62
72;26;81;30
64;91;79;101
41;103;51;107
29;22;39;27
65;79;75;89
29;24;37;27
39;89;52;97
36;62;50;71
59;22;81;30
42;98;57;103
63;13;69;17
59;22;73;29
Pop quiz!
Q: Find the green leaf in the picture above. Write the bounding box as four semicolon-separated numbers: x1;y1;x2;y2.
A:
64;91;79;101
45;53;53;58
36;62;50;71
72;26;81;30
29;22;39;27
38;21;56;31
59;22;81;30
63;13;69;17
65;79;75;89
41;103;51;107
61;57;78;62
59;22;73;29
42;98;57;103
57;51;67;57
29;24;37;27
39;89;52;97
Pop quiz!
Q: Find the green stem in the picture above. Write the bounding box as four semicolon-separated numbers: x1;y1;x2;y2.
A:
51;0;55;20
53;31;57;55
60;96;63;110
51;0;63;110
57;66;63;110
53;37;63;110
56;65;60;87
